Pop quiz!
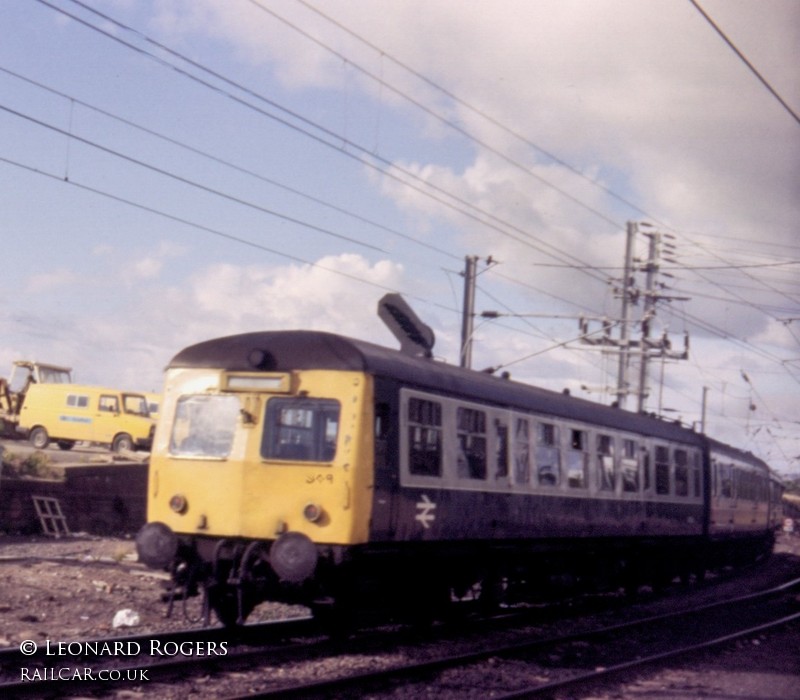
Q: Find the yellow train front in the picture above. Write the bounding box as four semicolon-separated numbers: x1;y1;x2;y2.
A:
136;332;376;625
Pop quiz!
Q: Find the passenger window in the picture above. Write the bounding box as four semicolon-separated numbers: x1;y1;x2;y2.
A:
457;407;487;480
597;434;616;491
495;420;509;479
674;449;689;496
720;463;733;498
513;417;531;485
655;446;670;495
621;439;639;492
692;452;702;497
567;429;588;489
536;422;560;486
407;397;442;477
262;398;340;462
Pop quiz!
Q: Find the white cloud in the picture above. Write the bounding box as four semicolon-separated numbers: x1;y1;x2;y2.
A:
24;268;77;295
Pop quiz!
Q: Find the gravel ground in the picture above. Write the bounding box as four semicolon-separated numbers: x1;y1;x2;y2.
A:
0;534;305;646
1;533;798;699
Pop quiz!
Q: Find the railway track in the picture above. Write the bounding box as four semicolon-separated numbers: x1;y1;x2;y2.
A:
219;577;800;699
0;616;316;697
2;575;797;698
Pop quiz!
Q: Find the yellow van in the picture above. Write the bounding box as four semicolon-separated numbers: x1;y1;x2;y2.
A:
144;392;161;420
17;383;155;452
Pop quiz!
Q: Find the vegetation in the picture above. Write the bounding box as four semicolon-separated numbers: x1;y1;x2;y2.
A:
0;449;64;480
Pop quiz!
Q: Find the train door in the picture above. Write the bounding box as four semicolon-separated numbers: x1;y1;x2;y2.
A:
368;390;400;540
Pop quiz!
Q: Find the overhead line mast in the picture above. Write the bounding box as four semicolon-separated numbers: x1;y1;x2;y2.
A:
582;221;691;413
458;224;689;415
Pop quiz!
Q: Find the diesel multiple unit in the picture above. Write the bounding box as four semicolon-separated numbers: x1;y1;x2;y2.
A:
136;331;782;625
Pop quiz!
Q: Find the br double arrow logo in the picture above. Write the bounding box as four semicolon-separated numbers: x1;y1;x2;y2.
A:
414;494;436;529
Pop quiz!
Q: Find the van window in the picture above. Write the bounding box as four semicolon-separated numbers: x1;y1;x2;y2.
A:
66;394;89;408
262;398;340;462
99;395;119;413
123;394;150;417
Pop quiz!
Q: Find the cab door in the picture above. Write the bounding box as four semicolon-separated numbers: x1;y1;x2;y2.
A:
91;392;121;445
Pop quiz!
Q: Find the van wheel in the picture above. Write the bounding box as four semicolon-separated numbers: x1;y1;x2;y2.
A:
57;440;75;451
30;427;49;450
112;433;133;452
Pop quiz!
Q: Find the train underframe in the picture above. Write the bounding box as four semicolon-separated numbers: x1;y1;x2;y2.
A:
141;527;776;628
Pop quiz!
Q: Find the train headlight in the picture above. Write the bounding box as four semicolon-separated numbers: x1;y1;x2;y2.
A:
303;503;324;523
169;494;188;514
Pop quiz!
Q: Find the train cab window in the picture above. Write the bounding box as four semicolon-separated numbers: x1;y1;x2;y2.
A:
456;407;487;480
536;422;561;486
513;417;531;485
170;394;240;458
567;429;588;488
261;398;340;462
407;397;442;477
674;449;689;496
655;445;670;495
597;434;616;492
621;439;639;492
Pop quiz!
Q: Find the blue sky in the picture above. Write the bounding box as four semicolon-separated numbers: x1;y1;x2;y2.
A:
1;0;798;473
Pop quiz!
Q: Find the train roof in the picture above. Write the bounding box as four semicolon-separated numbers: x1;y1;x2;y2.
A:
170;330;705;446
704;435;771;472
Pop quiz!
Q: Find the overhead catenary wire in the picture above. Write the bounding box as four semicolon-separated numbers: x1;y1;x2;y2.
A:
44;0;797;329
0;152;460;320
41;0;618;288
0;65;462;264
688;0;800;126
5;1;796;466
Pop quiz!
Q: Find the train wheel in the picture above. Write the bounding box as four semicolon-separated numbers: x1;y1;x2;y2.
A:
29;426;49;450
207;586;254;627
